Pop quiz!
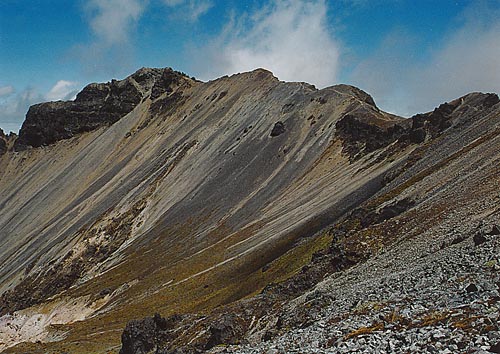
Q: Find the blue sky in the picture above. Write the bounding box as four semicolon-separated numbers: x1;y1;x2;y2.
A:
1;0;499;133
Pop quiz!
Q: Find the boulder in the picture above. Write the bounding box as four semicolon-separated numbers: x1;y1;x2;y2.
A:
120;313;183;354
473;232;488;246
270;121;286;137
205;314;245;350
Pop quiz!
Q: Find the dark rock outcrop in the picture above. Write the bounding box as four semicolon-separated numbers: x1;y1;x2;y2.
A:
0;129;17;155
14;68;192;150
204;314;245;350
409;92;499;141
474;224;500;246
490;341;500;354
120;316;160;354
336;92;500;160
335;108;407;159
270;121;286;137
473;231;488;246
0;129;7;155
375;198;416;225
120;313;183;354
489;225;500;236
410;101;459;139
343;198;416;232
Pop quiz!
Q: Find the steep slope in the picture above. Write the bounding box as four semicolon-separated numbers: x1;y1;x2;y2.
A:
0;67;498;353
211;93;500;353
118;91;500;353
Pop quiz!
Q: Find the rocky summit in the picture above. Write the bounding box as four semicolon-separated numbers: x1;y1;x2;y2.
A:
0;67;499;354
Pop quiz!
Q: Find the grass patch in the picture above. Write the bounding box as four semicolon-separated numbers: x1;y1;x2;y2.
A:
345;323;385;339
11;217;335;353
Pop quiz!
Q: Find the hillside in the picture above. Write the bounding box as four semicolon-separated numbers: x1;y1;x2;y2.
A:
0;67;498;353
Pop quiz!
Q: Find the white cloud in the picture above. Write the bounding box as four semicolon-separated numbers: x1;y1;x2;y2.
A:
193;0;340;88
162;0;213;22
73;0;147;76
0;86;15;97
0;88;44;134
0;80;81;133
407;16;500;114
74;0;213;75
86;0;145;45
350;2;500;116
46;80;80;101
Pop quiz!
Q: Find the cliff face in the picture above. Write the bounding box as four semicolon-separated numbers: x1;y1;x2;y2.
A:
14;68;193;150
0;130;7;155
0;129;16;156
0;67;498;353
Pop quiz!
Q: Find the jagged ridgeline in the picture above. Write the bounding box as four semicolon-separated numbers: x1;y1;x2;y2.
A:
0;67;499;353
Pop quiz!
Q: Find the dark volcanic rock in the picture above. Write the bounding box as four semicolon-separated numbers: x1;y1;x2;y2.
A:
0;131;6;155
490;341;500;354
0;129;17;155
408;127;427;143
14;68;191;150
410;101;459;139
205;314;245;350
489;225;500;235
336;92;500;160
120;316;158;354
409;93;499;141
465;283;479;293
481;92;500;108
345;198;416;230
377;198;416;222
335;108;406;159
120;313;183;354
149;68;186;101
270;121;286;137
472;224;500;247
473;231;488;246
120;311;248;353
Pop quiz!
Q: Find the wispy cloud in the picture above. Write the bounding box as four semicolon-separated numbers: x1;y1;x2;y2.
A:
86;0;145;45
46;80;80;101
350;2;500;116
163;0;213;21
0;88;44;133
0;80;81;133
193;0;340;88
73;0;147;76
0;86;15;98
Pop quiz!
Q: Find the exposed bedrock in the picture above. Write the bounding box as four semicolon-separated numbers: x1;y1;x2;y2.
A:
14;68;194;150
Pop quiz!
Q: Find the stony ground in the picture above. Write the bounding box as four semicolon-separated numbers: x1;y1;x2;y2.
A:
213;218;500;354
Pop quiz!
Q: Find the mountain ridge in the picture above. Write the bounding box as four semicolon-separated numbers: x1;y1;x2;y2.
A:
0;67;498;353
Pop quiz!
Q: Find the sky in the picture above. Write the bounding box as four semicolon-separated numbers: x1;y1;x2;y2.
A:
1;0;499;133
